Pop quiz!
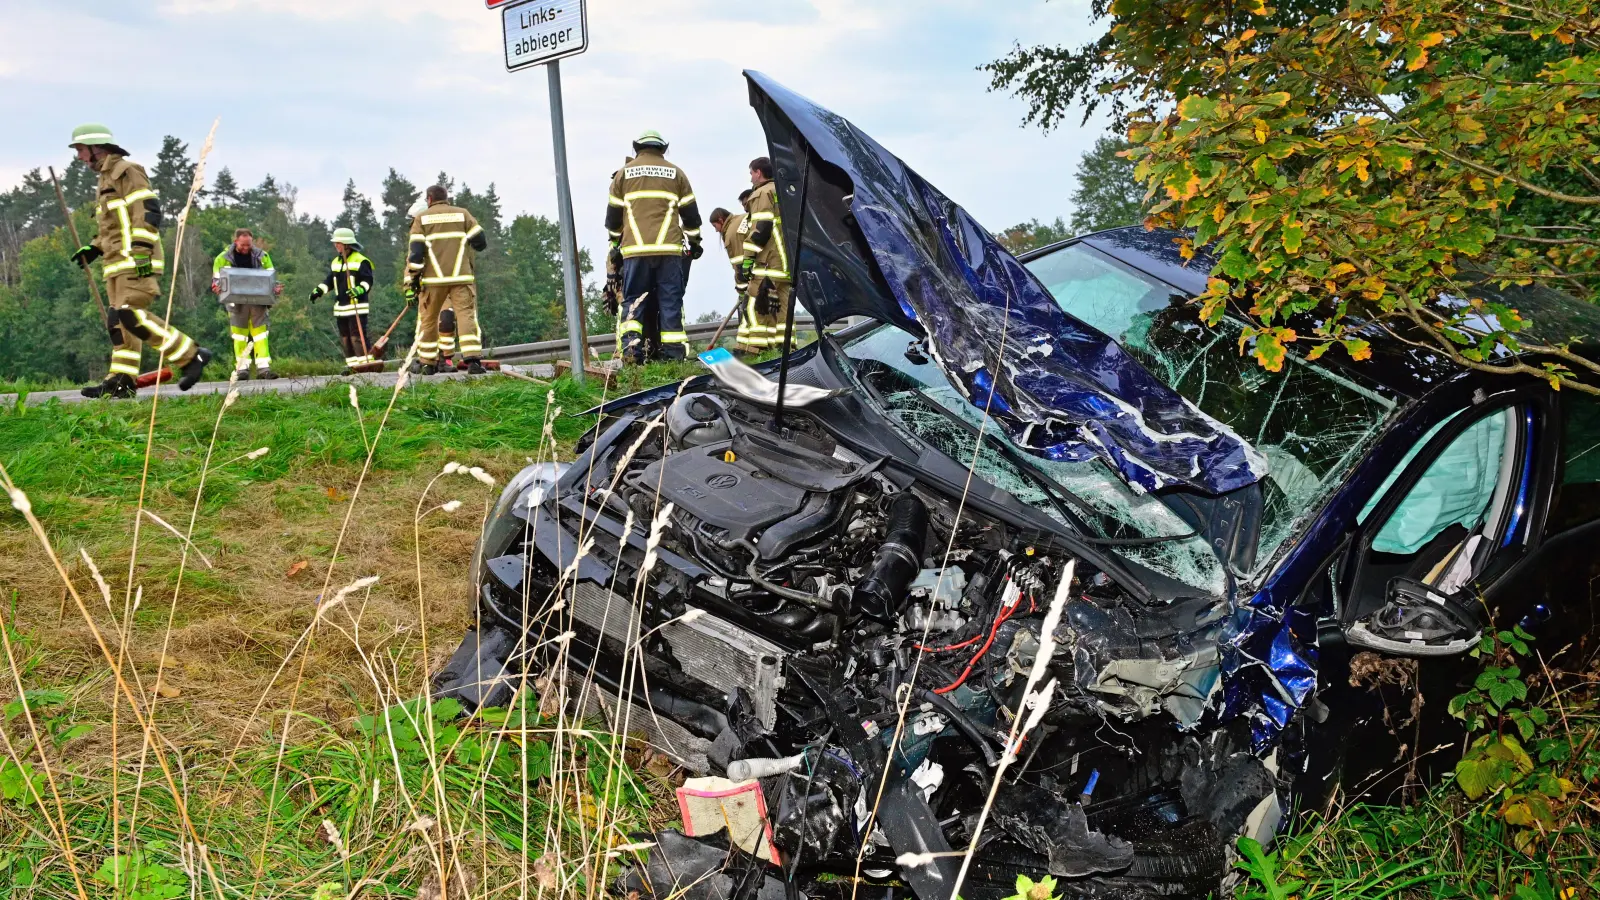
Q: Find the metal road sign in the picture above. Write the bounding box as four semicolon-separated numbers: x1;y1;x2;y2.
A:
494;0;590;380
501;0;588;72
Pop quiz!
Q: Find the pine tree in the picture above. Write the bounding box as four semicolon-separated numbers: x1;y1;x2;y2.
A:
334;179;381;256
149;136;198;208
243;176;283;224
379;168;419;237
60;159;97;208
210;167;242;208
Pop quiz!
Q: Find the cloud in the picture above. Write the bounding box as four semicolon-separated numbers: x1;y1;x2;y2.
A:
0;0;1106;319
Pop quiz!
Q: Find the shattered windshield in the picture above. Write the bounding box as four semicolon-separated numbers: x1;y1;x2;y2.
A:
1024;242;1398;568
843;327;1228;595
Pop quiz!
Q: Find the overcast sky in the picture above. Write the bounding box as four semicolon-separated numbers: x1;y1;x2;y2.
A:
0;0;1106;319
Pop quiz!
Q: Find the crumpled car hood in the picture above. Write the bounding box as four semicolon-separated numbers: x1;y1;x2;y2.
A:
746;71;1266;495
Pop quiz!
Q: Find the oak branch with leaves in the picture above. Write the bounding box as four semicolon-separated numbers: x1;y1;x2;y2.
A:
989;0;1600;393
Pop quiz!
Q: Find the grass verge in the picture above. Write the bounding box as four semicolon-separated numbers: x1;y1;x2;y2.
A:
0;368;695;898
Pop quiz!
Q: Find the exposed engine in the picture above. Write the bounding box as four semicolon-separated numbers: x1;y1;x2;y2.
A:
439;387;1283;899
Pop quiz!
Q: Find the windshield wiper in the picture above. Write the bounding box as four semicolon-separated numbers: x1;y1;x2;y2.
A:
900;386;1198;548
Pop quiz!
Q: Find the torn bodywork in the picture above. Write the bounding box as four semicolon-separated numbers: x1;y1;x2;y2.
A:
432;75;1339;899
437;358;1286;898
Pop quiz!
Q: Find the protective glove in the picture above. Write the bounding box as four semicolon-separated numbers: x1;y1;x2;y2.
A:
602;285;620;316
687;240;704;260
133;257;154;278
352;283;368;298
735;257;754;294
70;245;102;266
309;286;325;304
755;285;779;318
608;244;624;271
402;283;418;302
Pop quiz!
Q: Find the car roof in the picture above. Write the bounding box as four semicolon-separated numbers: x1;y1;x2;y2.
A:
1023;225;1600;402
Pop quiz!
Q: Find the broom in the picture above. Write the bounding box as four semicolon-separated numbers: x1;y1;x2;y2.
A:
348;301;412;373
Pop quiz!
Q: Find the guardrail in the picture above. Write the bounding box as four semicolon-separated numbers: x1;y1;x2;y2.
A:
488;316;822;365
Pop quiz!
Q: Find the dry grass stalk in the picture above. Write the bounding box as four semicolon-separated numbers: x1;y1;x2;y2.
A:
0;602;91;900
0;468;218;894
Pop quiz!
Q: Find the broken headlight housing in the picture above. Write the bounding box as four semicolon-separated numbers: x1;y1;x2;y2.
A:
468;461;568;600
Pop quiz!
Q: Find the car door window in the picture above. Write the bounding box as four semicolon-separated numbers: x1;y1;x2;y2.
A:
1358;407;1521;596
1550;393;1600;532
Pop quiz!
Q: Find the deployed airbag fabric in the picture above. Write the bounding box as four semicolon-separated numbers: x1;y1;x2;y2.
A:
1360;411;1507;554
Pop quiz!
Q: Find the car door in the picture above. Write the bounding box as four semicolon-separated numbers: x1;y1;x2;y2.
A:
1303;388;1553;801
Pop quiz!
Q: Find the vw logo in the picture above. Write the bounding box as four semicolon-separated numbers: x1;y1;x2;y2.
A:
706;473;739;490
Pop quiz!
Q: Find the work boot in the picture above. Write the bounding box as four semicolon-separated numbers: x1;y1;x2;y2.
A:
407;359;423;375
257;367;279;380
340;366;354;376
234;368;252;382
178;347;213;392
440;355;454;371
420;363;439;376
80;374;138;400
465;358;487;375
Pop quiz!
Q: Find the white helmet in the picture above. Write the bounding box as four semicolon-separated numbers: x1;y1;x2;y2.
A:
407;197;428;221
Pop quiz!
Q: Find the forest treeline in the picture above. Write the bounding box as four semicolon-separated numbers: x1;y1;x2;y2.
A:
0;137;605;381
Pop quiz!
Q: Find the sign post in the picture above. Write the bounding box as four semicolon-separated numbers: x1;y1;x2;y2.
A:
497;0;589;382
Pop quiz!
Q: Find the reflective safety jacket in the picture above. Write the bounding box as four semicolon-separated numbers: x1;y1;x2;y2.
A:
317;252;375;315
605;150;702;258
742;180;788;281
407;201;487;286
93;153;164;280
721;212;748;272
211;245;273;278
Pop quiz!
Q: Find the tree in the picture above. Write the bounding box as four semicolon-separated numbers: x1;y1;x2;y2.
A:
0;163;602;381
210;168;242;208
379;170;420;250
989;0;1600;391
995;218;1072;255
1069;136;1144;234
334;179;381;245
149;136;198;209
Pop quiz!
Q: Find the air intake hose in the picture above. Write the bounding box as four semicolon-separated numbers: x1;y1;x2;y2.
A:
853;492;928;622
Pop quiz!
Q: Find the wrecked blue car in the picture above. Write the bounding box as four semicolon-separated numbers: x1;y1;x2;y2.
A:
438;73;1600;898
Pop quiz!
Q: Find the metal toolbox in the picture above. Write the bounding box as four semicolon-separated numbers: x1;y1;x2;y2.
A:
216;267;278;306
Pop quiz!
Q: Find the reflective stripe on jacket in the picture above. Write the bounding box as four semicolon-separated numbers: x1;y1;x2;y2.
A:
742;180;788;281
93;154;165;280
320;252;374;314
604;150;701;258
407;202;486;286
721;212;748;271
212;245;272;276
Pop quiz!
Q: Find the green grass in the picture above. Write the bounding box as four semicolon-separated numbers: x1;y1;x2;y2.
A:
0;639;671;898
18;345;1591;898
0;365;698;898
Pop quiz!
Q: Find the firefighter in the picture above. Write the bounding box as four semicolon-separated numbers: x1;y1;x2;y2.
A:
406;185;488;375
604;130;702;363
310;228;376;373
404;196;459;369
737;157;792;353
67;124;212;398
711;189;767;354
210;228;284;380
